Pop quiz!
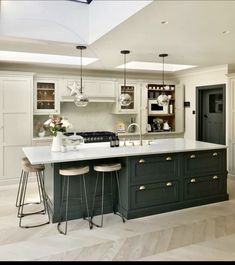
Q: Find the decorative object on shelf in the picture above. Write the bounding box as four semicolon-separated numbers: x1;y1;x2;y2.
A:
44;115;72;152
120;50;132;107
163;120;171;131
157;54;169;106
35;121;46;137
71;45;89;107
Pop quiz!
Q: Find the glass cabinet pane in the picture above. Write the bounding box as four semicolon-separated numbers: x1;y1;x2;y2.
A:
36;82;55;110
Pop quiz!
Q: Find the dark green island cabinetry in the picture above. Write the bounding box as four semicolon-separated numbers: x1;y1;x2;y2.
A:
44;147;228;223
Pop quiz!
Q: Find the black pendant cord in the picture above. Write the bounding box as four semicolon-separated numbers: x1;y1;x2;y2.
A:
124;52;126;91
162;55;165;88
80;48;83;94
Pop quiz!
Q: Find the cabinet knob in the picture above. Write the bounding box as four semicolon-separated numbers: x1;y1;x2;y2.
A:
190;154;196;159
213;175;219;180
190;178;196;183
139;186;146;190
166;182;172;187
139;159;145;164
213;152;218;157
166;157;172;161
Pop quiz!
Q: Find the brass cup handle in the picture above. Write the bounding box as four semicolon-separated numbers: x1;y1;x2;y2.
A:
166;182;172;187
139;186;146;190
166;157;172;161
139;159;145;163
213;175;219;180
190;154;196;159
190;178;196;183
213;152;218;157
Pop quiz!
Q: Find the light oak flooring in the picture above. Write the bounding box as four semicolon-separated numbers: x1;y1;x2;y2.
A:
1;178;235;261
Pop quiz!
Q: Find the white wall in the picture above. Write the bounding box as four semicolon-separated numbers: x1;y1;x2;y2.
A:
0;0;89;44
177;65;228;142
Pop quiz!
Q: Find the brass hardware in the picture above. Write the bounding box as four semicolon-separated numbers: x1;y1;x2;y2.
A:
190;154;196;159
190;178;196;183
213;175;219;180
166;157;172;161
213;152;218;157
139;186;146;190
139;159;145;164
166;182;172;187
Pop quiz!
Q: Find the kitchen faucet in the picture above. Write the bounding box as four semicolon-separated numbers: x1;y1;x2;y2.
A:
126;123;143;146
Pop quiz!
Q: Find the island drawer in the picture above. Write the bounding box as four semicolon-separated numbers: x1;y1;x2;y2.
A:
130;181;179;209
183;150;226;177
129;154;179;184
183;174;227;200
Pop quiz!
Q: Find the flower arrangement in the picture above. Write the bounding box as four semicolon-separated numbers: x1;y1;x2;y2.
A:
44;115;72;137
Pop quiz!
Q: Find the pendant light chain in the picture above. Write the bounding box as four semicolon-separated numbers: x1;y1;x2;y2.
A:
162;55;165;88
124;52;126;89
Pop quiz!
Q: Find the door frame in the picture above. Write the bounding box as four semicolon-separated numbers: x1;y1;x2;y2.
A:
196;84;226;144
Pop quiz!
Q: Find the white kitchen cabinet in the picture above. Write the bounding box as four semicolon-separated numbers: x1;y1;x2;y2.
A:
174;84;185;133
34;77;60;114
228;75;235;178
112;81;140;114
61;78;116;102
0;74;33;184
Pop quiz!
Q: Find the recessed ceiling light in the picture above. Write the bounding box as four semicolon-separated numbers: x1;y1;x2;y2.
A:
116;61;197;72
222;30;230;34
161;21;168;25
0;50;98;65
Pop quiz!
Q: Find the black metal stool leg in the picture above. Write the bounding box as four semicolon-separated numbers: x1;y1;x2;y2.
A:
19;172;29;228
115;171;125;223
91;172;99;224
17;171;27;218
36;173;43;204
38;171;50;224
16;170;23;207
57;176;70;235
82;174;92;229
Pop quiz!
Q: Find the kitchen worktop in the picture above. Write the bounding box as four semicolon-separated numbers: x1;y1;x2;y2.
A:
23;138;227;165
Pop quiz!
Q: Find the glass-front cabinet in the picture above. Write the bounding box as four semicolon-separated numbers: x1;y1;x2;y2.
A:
34;78;60;114
112;82;139;114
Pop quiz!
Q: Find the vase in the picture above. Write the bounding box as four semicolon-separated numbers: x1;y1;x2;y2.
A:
51;131;62;152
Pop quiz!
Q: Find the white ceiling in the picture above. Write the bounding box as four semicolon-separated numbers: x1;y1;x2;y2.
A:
1;1;235;74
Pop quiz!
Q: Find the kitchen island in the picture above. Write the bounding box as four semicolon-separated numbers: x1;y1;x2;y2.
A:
23;138;229;223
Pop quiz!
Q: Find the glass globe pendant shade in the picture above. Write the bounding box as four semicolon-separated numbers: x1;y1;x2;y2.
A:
74;91;89;107
120;93;132;106
157;93;169;106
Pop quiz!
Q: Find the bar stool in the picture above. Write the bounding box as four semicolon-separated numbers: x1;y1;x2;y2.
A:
16;157;42;208
91;163;125;228
17;158;50;228
57;166;92;235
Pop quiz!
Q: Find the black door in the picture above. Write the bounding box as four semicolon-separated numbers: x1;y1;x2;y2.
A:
196;85;225;145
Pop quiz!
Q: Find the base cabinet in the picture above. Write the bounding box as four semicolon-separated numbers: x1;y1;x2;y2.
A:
119;149;228;219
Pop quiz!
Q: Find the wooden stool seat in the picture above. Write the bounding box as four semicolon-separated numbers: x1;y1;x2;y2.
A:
94;163;121;173
59;166;89;176
21;157;45;172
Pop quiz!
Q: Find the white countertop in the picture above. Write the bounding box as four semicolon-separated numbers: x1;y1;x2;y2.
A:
23;138;227;165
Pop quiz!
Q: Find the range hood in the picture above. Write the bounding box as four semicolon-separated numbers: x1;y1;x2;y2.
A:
60;95;116;103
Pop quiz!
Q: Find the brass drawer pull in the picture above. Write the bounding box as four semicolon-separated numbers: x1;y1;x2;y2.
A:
139;186;146;190
213;152;218;157
190;178;196;183
213;175;219;180
166;157;172;161
166;182;172;187
139;159;145;164
190;154;196;159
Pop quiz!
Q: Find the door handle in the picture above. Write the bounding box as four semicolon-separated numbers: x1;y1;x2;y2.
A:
190;154;196;159
190;178;196;183
166;157;172;161
139;159;145;164
166;182;172;187
204;114;208;118
139;186;146;190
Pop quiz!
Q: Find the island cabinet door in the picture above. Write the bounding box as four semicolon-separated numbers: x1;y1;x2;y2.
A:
184;174;227;200
183;150;226;177
130;181;179;209
129;154;179;185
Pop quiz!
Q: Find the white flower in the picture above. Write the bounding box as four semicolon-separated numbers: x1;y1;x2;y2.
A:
61;118;72;129
44;118;52;126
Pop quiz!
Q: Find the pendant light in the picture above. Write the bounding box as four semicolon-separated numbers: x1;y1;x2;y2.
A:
74;45;89;107
157;53;169;106
120;50;132;107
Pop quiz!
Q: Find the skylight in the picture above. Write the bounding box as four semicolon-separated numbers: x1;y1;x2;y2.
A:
116;61;197;72
0;51;98;66
69;0;93;4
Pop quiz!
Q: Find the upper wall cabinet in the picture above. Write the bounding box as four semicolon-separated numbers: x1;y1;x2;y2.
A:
61;78;116;102
34;77;60;115
112;82;140;114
